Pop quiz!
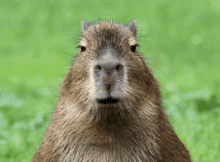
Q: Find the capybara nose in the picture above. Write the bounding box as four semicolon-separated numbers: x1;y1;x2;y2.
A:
93;52;125;102
94;61;124;77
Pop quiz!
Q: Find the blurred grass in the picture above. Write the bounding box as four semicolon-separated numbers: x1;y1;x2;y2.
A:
0;0;220;161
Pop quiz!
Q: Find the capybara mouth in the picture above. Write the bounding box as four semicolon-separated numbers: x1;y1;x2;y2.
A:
97;97;120;104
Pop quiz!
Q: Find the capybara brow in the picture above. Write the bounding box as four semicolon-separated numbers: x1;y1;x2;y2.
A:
32;19;192;162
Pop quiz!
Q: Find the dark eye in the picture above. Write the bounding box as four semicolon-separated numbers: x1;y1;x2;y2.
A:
81;46;86;52
130;45;136;52
130;44;139;53
77;46;86;52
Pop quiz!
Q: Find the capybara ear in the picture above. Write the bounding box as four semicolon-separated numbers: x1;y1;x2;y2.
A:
127;19;136;37
81;20;91;33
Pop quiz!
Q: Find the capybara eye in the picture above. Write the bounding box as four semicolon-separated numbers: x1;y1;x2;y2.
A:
116;64;123;71
130;45;136;52
81;46;86;52
77;46;86;52
130;44;139;53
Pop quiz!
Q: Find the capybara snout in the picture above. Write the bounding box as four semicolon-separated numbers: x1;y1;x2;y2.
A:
94;46;125;104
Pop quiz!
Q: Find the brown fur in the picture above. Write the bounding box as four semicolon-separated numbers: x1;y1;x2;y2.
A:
32;20;191;162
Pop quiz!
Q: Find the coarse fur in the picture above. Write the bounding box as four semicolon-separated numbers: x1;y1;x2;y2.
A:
32;19;192;162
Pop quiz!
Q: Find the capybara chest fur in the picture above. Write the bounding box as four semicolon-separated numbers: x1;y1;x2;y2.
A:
32;19;191;162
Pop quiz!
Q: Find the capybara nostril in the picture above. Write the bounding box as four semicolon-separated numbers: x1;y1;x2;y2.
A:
94;64;102;72
115;63;123;72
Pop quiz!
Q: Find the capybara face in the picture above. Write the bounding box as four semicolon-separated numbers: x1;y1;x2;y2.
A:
78;22;149;104
65;20;158;113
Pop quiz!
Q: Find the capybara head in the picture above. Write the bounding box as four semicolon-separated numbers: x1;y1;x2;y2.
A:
31;20;192;162
59;19;160;122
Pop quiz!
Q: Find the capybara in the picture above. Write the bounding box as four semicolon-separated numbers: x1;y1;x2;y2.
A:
32;19;191;162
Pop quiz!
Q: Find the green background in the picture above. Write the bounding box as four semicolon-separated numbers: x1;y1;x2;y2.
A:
0;0;220;161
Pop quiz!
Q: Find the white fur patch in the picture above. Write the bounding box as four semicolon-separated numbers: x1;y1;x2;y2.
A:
128;38;137;46
79;39;87;47
88;61;96;99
